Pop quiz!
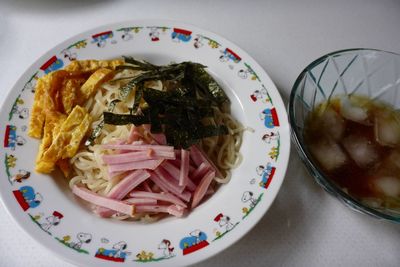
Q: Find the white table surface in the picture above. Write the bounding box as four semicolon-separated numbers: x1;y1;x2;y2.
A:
1;0;400;266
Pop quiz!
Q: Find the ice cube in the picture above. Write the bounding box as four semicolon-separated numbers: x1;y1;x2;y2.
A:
319;106;346;141
340;97;369;124
342;135;379;168
361;197;383;208
374;110;400;147
309;139;347;171
388;150;400;169
372;176;400;198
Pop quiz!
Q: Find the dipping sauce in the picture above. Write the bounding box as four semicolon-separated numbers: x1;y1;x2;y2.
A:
304;95;400;211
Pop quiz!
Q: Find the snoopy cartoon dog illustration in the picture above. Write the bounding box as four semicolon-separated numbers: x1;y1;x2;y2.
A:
241;191;257;208
40;211;63;232
262;132;280;144
61;49;77;61
149;27;160;41
121;29;133;41
214;213;235;232
250;87;268;102
70;232;92;250
158;239;174;258
113;241;128;258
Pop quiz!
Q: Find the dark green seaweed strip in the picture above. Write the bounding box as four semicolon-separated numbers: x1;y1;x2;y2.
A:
188;63;229;105
115;65;147;71
103;112;150;125
85;99;121;146
123;56;158;70
131;84;143;114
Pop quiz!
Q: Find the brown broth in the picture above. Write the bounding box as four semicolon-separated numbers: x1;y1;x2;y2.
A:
304;96;400;203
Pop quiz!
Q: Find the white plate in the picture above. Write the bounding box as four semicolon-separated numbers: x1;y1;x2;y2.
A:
0;20;290;266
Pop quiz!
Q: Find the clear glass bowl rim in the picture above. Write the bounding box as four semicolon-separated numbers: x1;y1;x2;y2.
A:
289;48;400;223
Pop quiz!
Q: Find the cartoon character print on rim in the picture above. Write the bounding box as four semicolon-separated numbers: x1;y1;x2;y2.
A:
95;240;130;262
56;232;92;254
4;125;26;150
213;213;239;241
179;230;209;255
13;186;42;211
171;28;192;42
91;31;116;48
256;163;276;189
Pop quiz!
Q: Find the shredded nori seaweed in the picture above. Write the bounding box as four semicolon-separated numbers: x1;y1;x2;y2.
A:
92;57;230;148
85;99;122;146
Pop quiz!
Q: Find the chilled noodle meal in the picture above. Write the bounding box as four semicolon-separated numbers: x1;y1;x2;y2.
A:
304;95;400;214
29;57;245;221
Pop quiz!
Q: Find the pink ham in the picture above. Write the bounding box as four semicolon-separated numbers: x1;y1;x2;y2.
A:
129;191;187;207
124;198;157;205
102;150;175;164
108;159;164;173
143;124;167;145
142;181;153;192
149;133;167;145
103;144;174;152
161;161;196;191
127;126;144;144
107;170;150;199
191;162;210;181
189;145;203;166
135;204;185;217
108;170;126;180
72;185;135;216
205;185;215;196
149;172;191;202
179;149;190;187
97;170;150;217
171;159;196;173
191;170;215;208
191;145;223;178
154;167;185;193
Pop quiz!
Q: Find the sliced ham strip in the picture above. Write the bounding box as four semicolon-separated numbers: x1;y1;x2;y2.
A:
135;204;185;217
154;167;185;193
161;161;196;191
124;198;157;205
96;170;150;217
191;162;211;181
171;159;196;173
189;145;203;166
107;170;150;199
102;150;175;164
143;124;167;145
103;150;153;164
191;170;215;208
142;181;153;192
192;145;223;178
129;191;187;207
127;126;144;144
149;172;191;202
179;149;190;187
167;205;186;217
108;170;126;180
160;161;180;180
108;159;164;173
151;133;167;145
102;144;174;152
205;185;215;196
72;185;135;216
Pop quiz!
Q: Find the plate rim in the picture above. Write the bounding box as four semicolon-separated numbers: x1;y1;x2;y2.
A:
0;19;291;267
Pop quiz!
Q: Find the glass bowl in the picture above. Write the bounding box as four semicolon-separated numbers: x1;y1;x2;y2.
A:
289;48;400;223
